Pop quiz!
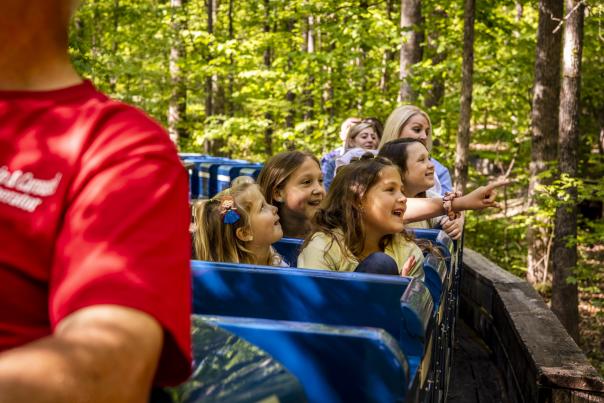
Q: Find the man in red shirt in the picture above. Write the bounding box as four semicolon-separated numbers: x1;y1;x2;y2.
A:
0;1;191;401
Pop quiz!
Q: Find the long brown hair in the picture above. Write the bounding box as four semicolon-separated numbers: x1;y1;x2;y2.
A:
304;154;410;260
378;138;428;197
257;150;320;209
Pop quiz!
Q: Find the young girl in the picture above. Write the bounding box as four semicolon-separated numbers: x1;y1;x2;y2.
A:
194;182;286;266
379;105;452;195
379;138;464;240
257;151;326;238
298;155;506;275
298;156;424;277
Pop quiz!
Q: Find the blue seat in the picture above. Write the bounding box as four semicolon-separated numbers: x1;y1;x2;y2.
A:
231;165;262;181
273;237;303;266
179;153;209;159
411;229;463;398
274;237;449;309
173;315;306;402
191;261;434;391
422;253;448;310
199;159;249;198
410;228;454;269
179;155;231;199
215;163;263;194
201;314;410;403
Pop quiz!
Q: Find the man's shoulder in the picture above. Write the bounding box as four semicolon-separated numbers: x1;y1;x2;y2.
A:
75;86;177;159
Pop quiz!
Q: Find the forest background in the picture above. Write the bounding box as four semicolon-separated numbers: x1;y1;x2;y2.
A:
68;0;603;374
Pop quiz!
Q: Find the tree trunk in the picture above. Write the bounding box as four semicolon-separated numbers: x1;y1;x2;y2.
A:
454;0;475;193
398;0;423;103
380;0;394;93
551;0;584;343
263;0;273;156
359;0;369;109
227;0;234;115
109;0;120;92
597;108;604;155
204;0;215;154
284;18;296;129
168;0;188;147
303;15;315;130
424;7;447;109
205;0;214;120
91;0;100;81
526;0;563;285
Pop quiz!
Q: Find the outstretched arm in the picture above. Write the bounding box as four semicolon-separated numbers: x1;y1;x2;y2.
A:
0;305;163;403
404;180;508;223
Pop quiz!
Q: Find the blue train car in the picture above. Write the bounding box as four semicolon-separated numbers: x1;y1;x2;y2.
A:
171;229;460;402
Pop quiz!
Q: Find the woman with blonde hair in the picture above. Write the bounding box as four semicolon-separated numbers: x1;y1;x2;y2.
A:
379;105;452;195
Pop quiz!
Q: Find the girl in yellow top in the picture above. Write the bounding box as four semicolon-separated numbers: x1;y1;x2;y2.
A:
298;156;424;277
298;154;508;276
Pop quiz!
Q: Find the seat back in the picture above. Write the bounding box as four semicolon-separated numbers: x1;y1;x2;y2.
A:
179;155;230;199
174;315;306;403
199;159;247;198
200;314;410;403
192;261;434;379
273;237;304;266
410;228;454;270
215;163;263;194
422;253;449;309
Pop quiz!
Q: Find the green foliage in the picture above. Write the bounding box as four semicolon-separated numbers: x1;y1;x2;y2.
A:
464;211;528;278
69;0;603;285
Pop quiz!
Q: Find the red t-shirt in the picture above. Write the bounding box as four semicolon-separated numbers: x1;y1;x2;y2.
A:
0;80;191;386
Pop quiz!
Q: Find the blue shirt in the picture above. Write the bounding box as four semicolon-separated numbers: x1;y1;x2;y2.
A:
431;158;452;195
321;147;345;191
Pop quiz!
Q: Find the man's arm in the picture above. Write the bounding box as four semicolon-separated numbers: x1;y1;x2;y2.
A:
0;305;163;403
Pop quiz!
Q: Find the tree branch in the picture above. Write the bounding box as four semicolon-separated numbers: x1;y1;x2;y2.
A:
552;0;587;34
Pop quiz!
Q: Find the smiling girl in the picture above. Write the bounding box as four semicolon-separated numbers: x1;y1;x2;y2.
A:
379;105;452;195
298;156;424;277
257;151;326;238
194;182;286;266
379;138;464;239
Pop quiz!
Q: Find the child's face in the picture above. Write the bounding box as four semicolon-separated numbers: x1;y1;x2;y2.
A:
399;114;430;143
279;157;325;220
361;166;407;238
351;127;378;150
402;142;435;196
247;188;283;247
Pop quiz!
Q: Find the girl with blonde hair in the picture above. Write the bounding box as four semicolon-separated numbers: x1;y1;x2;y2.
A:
194;182;286;266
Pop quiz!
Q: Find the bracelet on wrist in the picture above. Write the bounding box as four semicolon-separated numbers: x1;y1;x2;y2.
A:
442;191;462;220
